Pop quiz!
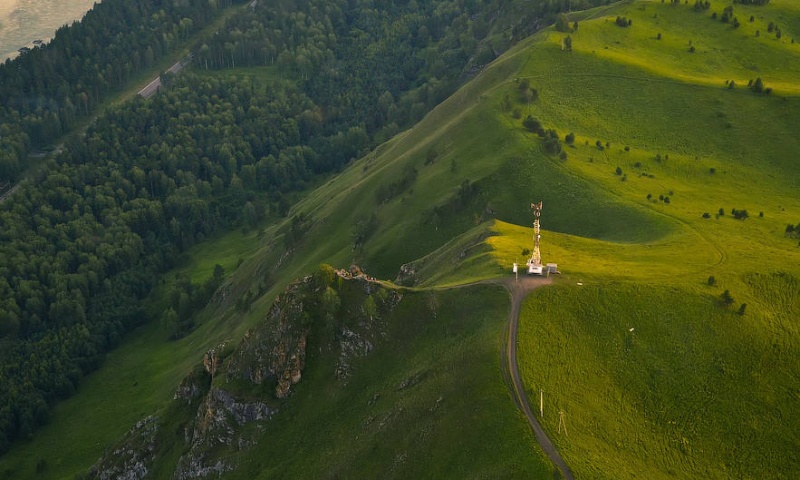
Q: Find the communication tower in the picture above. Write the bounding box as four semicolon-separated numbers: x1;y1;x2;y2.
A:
527;201;543;275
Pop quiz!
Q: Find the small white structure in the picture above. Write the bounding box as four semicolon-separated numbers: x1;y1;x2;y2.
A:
527;263;543;275
546;263;558;274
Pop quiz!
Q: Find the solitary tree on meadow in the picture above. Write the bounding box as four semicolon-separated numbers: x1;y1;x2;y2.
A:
752;77;764;93
555;14;571;32
721;289;734;306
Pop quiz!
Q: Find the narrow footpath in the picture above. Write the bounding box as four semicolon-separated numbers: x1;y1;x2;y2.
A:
500;276;575;480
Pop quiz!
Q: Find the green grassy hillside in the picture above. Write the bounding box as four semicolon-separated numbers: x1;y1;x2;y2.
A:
2;0;799;478
496;1;800;478
225;285;552;479
517;280;799;479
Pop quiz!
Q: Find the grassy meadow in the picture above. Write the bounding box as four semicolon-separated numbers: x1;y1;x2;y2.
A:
517;281;799;479
487;1;800;478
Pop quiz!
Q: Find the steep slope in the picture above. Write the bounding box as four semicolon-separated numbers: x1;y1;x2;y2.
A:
88;268;553;479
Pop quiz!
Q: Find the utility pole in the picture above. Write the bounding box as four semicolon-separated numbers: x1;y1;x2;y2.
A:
540;389;543;417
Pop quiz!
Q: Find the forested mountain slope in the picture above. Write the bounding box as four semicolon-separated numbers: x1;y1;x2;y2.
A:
0;0;243;181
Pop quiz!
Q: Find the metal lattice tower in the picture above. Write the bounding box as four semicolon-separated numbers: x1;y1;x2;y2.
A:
530;201;543;268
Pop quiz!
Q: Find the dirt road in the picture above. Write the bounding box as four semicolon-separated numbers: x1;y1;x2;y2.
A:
138;54;193;98
500;275;575;480
0;182;20;204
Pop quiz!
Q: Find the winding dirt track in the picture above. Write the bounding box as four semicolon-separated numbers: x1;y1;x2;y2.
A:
498;276;575;480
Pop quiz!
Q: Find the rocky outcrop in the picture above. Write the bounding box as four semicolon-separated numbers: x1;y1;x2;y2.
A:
202;348;222;377
195;388;274;435
174;371;205;403
91;266;402;480
396;262;418;286
224;277;312;399
172;276;322;479
335;325;375;379
174;388;274;480
89;416;159;480
332;267;402;380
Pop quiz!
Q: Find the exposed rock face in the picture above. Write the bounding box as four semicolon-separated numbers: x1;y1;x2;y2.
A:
225;278;312;399
174;371;205;403
173;457;229;480
336;272;402;380
396;262;417;286
91;267;402;480
202;348;222;377
196;388;274;434
89;416;159;480
174;388;274;480
335;325;375;379
331;267;401;379
173;276;321;479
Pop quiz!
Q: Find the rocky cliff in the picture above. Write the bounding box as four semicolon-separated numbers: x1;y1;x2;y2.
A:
89;265;401;480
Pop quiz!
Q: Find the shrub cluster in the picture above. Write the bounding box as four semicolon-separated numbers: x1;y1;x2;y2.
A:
522;115;545;135
555;13;572;32
720;6;738;25
730;208;750;220
376;165;418;204
749;77;771;93
785;223;800;238
518;79;539;103
543;130;562;155
615;16;632;27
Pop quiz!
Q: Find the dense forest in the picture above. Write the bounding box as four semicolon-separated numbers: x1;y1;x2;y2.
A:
195;0;605;139
0;0;606;453
0;0;244;182
0;75;336;453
